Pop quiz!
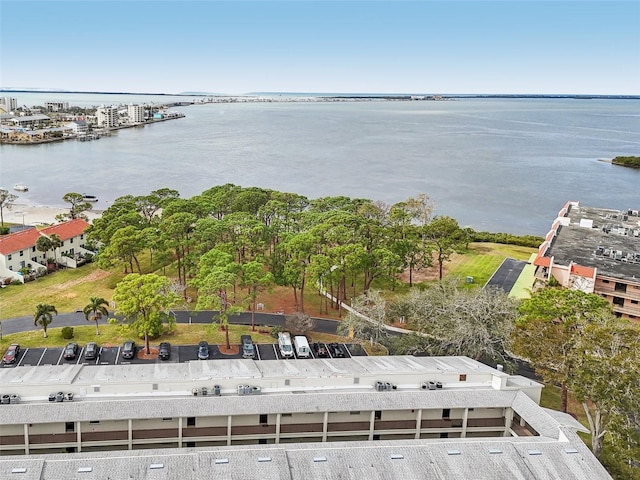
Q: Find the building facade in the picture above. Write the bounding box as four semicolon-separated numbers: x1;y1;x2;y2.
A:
533;201;640;321
0;356;611;479
0;97;17;112
96;105;118;128
0;218;91;283
127;103;146;123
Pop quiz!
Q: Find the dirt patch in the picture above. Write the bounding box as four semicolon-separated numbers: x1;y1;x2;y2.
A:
137;347;158;360
219;345;240;355
54;268;111;291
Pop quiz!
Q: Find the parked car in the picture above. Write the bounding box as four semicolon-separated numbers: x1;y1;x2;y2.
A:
159;342;171;360
328;343;345;358
121;340;136;360
63;342;79;360
312;342;329;358
240;335;255;359
197;341;209;360
84;342;99;361
2;343;20;364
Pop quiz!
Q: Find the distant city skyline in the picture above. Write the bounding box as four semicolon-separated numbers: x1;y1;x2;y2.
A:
1;1;639;96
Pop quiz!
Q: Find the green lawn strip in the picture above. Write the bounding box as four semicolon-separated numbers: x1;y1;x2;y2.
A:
0;323;350;350
445;243;537;286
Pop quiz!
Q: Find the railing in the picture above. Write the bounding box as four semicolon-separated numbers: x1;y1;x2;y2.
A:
132;428;179;440
182;426;227;438
280;423;324;434
81;431;128;442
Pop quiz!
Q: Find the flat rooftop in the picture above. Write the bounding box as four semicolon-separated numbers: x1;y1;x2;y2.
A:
545;203;640;282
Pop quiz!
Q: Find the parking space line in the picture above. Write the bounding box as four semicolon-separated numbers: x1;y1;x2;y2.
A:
76;348;85;365
256;346;261;361
56;350;64;365
16;348;28;367
37;349;47;366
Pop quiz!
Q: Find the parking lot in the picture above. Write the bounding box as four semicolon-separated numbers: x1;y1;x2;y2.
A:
1;341;366;368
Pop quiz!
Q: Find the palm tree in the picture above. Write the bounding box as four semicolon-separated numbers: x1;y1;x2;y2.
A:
33;303;58;338
83;297;109;335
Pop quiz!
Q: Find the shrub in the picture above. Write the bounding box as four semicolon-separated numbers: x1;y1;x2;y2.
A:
0;226;9;235
270;325;285;338
61;326;74;339
10;279;22;286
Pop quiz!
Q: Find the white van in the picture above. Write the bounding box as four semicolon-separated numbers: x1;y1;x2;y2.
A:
277;332;294;358
293;335;311;358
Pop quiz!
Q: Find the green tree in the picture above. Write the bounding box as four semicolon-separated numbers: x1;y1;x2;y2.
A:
192;248;242;349
35;236;53;263
423;216;468;280
569;318;640;459
57;192;93;221
83;297;109;335
98;226;144;273
33;303;57;338
513;288;612;413
0;188;18;228
240;260;274;331
113;274;180;354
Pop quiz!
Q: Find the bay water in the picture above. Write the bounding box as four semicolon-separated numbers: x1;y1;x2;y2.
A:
1;94;639;235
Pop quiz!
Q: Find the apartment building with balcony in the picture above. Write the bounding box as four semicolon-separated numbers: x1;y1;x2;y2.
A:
533;201;640;321
0;355;611;479
96;105;118;128
127;103;146;123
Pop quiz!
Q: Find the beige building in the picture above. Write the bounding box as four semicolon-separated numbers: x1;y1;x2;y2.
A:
0;355;611;479
534;201;640;321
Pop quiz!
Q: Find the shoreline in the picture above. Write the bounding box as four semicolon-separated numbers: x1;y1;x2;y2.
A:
3;204;103;226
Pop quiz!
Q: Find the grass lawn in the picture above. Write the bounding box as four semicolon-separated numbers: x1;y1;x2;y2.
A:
0;242;534;321
445;242;537;286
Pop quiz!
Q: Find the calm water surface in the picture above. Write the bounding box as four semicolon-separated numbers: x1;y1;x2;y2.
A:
2;95;639;235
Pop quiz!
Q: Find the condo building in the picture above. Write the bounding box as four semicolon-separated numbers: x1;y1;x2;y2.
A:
0;355;611;479
96;105;118;128
534;201;640;321
127;103;146;123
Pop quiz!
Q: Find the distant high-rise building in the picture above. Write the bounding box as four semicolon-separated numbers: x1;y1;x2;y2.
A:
0;97;18;112
44;101;69;112
127;103;146;123
96;105;118;128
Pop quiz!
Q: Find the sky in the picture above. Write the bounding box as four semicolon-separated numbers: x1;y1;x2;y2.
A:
1;1;639;95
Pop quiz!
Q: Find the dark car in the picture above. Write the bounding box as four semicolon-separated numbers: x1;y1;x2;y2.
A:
240;335;255;359
159;342;171;361
84;342;99;361
63;342;79;360
328;343;345;358
197;341;209;360
2;343;20;364
312;342;329;358
122;340;136;360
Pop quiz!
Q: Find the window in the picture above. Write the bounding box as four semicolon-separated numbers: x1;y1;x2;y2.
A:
602;279;610;284
89;421;100;424
440;432;449;438
613;297;625;307
350;411;361;415
187;417;196;427
70;238;73;244
282;413;292;417
80;234;84;240
162;418;172;421
374;410;382;420
631;300;638;305
442;409;451;419
259;414;268;424
459;374;467;381
7;254;11;260
20;250;24;256
615;282;627;292
65;422;75;432
32;247;36;252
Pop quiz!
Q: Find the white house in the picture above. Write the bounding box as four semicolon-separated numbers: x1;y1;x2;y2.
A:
0;218;91;283
65;119;89;135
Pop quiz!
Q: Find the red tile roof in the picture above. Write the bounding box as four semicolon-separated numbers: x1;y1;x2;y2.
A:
40;218;90;241
0;228;41;255
571;264;596;278
0;219;90;255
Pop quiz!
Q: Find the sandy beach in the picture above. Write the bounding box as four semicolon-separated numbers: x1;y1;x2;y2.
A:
3;204;103;226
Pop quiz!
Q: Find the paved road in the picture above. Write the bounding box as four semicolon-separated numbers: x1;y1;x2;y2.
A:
0;311;341;337
484;257;528;293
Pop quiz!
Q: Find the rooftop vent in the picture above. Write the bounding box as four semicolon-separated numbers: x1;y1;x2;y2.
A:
489;449;503;454
77;467;93;473
313;456;327;463
215;458;229;465
149;463;164;469
257;457;272;463
528;450;543;456
564;448;579;454
390;454;404;460
11;468;27;474
447;450;461;456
